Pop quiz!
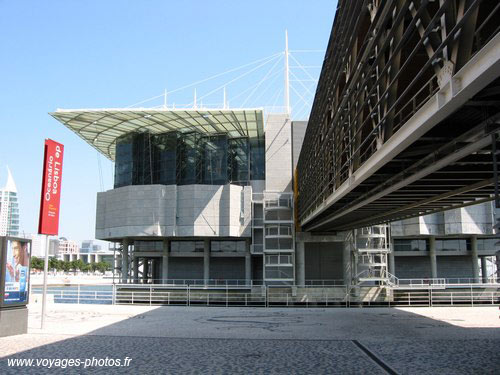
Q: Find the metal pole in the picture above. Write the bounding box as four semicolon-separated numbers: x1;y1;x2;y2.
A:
41;234;49;329
284;30;290;115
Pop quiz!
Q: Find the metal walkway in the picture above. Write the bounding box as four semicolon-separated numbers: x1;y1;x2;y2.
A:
297;0;500;232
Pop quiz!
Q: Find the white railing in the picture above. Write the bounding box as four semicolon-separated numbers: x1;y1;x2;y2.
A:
397;278;446;288
30;283;500;307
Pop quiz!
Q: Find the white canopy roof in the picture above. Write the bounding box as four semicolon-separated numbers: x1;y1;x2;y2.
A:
50;108;264;161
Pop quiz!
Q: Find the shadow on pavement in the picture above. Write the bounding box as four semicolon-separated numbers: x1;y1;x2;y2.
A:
0;305;499;374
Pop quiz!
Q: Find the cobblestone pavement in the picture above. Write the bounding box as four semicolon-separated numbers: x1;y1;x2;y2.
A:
0;305;498;374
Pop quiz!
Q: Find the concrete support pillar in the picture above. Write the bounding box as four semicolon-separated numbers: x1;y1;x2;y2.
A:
471;235;479;281
296;241;305;286
121;239;129;284
204;239;210;285
342;240;352;287
388;238;395;276
143;259;149;284
429;236;437;279
481;256;488;283
151;259;157;284
133;257;139;284
162;239;169;284
245;239;252;285
497;252;500;279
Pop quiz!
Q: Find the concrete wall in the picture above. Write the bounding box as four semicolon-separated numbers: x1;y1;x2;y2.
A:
394;257;432;279
445;204;494;234
265;114;292;192
96;184;252;240
436;256;474;278
209;258;245;279
291;121;308;171
304;242;343;280
391;202;495;236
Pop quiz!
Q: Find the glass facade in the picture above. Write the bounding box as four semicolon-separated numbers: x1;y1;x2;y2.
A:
114;131;264;188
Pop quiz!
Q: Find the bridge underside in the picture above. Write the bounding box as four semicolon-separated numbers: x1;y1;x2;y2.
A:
304;78;500;231
297;0;500;232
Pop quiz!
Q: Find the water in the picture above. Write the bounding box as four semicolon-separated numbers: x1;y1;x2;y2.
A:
31;285;113;305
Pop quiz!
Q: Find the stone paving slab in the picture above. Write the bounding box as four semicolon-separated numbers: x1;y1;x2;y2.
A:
365;339;500;375
0;304;498;374
0;335;387;375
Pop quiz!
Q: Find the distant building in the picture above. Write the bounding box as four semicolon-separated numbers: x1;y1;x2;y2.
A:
80;240;102;253
58;238;79;254
0;167;19;237
29;234;59;257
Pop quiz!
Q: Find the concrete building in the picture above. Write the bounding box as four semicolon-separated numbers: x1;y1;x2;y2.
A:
52;108;304;285
29;234;59;257
80;240;102;253
390;203;499;282
0;167;19;237
51;105;500;286
58;238;79;255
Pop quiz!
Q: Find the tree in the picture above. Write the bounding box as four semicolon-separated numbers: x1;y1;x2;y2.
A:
96;262;110;274
61;260;71;272
48;257;59;270
30;256;44;271
72;259;86;272
81;263;91;272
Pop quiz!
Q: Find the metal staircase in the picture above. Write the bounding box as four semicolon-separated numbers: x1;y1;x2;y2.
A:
354;225;391;286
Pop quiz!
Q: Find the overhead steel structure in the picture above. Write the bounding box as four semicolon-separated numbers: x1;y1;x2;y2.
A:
297;0;500;232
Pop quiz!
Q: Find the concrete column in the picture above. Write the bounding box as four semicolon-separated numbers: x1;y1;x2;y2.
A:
429;236;437;279
143;259;149;284
342;240;352;287
204;239;210;285
121;239;129;284
481;256;488;283
162;239;169;284
497;252;500;279
471;235;479;281
133;257;139;284
388;241;395;277
151;259;157;284
296;241;305;286
245;239;252;285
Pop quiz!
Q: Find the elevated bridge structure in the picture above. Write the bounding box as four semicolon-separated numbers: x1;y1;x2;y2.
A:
297;0;500;232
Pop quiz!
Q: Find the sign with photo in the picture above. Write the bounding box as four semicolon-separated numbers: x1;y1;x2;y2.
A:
2;239;31;305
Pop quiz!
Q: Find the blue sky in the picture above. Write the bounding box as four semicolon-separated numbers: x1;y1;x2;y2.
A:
0;0;337;243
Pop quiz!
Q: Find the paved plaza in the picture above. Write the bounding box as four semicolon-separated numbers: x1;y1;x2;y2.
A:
0;304;499;374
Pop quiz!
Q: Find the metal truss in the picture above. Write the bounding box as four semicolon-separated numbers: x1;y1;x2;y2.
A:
297;0;500;231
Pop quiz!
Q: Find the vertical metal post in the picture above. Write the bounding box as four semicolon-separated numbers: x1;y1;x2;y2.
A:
41;234;49;329
284;30;290;115
492;134;499;209
149;284;152;306
77;284;80;304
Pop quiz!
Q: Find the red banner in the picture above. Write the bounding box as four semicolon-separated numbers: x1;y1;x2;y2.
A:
38;139;64;235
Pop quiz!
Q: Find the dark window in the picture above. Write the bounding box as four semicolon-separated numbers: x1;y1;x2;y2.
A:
202;135;228;185
393;239;427;251
435;239;469;251
114;131;264;187
477;238;497;252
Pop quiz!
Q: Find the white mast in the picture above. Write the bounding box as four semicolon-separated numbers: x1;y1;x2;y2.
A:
164;88;167;108
194;89;197;109
284;29;290;115
223;86;227;109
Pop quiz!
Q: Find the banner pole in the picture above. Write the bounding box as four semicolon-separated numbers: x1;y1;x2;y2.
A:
41;234;49;329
